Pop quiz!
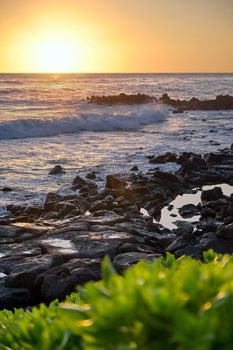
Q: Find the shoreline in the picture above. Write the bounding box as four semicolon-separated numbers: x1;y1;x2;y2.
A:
1;143;233;309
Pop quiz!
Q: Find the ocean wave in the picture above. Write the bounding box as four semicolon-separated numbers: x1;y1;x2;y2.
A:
0;103;168;139
0;89;23;95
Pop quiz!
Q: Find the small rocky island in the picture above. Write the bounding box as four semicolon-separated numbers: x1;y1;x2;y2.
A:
86;93;233;113
1;144;233;309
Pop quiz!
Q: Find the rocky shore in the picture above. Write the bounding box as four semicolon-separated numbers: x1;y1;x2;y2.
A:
86;93;233;112
1;144;233;309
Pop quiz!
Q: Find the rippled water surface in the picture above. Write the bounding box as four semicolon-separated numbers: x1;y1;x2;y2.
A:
0;73;232;208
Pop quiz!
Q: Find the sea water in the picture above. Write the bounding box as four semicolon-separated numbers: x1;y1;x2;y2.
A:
0;73;232;208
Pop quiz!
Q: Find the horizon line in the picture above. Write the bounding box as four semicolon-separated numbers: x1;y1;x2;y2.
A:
0;71;233;75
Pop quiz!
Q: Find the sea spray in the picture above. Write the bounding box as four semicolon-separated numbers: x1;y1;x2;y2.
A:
0;103;168;139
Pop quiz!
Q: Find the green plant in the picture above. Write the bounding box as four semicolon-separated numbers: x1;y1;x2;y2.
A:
1;250;233;349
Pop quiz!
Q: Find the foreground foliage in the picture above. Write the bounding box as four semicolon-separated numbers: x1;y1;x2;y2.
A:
1;250;233;349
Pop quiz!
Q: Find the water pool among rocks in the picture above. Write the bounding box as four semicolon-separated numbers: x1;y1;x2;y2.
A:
141;183;233;229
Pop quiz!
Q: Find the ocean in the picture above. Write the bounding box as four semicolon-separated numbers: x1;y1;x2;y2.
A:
0;73;233;211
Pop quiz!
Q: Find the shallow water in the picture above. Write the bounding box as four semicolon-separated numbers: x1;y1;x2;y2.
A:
141;184;233;230
0;73;232;208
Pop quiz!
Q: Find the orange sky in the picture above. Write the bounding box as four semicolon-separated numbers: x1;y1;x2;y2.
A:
0;0;232;73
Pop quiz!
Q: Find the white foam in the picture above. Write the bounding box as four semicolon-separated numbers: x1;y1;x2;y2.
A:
0;103;168;139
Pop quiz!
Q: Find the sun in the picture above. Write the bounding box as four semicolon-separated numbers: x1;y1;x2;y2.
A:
39;40;73;73
36;32;79;73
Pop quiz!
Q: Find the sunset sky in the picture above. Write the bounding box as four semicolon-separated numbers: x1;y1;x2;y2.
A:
0;0;232;73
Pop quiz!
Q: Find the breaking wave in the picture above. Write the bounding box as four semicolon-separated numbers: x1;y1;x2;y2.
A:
0;103;168;139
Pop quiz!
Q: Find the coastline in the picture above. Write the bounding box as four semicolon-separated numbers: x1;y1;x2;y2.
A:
1;143;233;309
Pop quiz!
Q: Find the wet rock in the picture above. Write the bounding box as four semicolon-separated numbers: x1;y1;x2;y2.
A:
87;93;154;105
87;93;233;111
113;252;161;271
48;165;66;175
217;223;233;240
85;211;127;226
201;187;224;202
0;224;42;241
106;174;128;189
0;256;29;275
44;192;63;211
86;171;97;180
206;153;228;164
174;244;204;259
228;204;233;217
0;284;34;310
56;201;80;218
175;222;194;236
131;165;139;171
25;206;44;217
153;170;179;183
118;243;140;254
178;154;207;175
41;232;125;260
72;175;88;190
0;225;22;239
4;255;64;294
202;222;219;234
157;235;177;250
38;258;101;302
178;204;200;218
0;243;41;259
166;231;196;253
1;187;13;192
149;152;177;164
90;196;115;213
203;238;233;254
201;207;216;218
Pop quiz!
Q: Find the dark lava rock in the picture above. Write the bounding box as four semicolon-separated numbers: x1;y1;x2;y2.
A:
72;175;88;190
38;258;101;302
87;93;154;105
178;204;200;218
89;195;115;213
44;192;63;211
201;207;216;218
56;201;80;218
175;222;194;237
217;223;233;240
48;165;66;175
0;225;23;239
0;242;42;259
1;187;13;192
202;223;219;234
106;175;128;189
87;93;233;111
0;225;43;241
4;255;64;294
166;234;196;253
174;244;204;259
153;170;179;183
149;152;177;164
167;204;174;211
201;187;223;202
113;252;161;271
157;235;177;250
0;284;34;310
177;154;207;175
0;257;29;275
86;172;97;180
203;238;233;254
